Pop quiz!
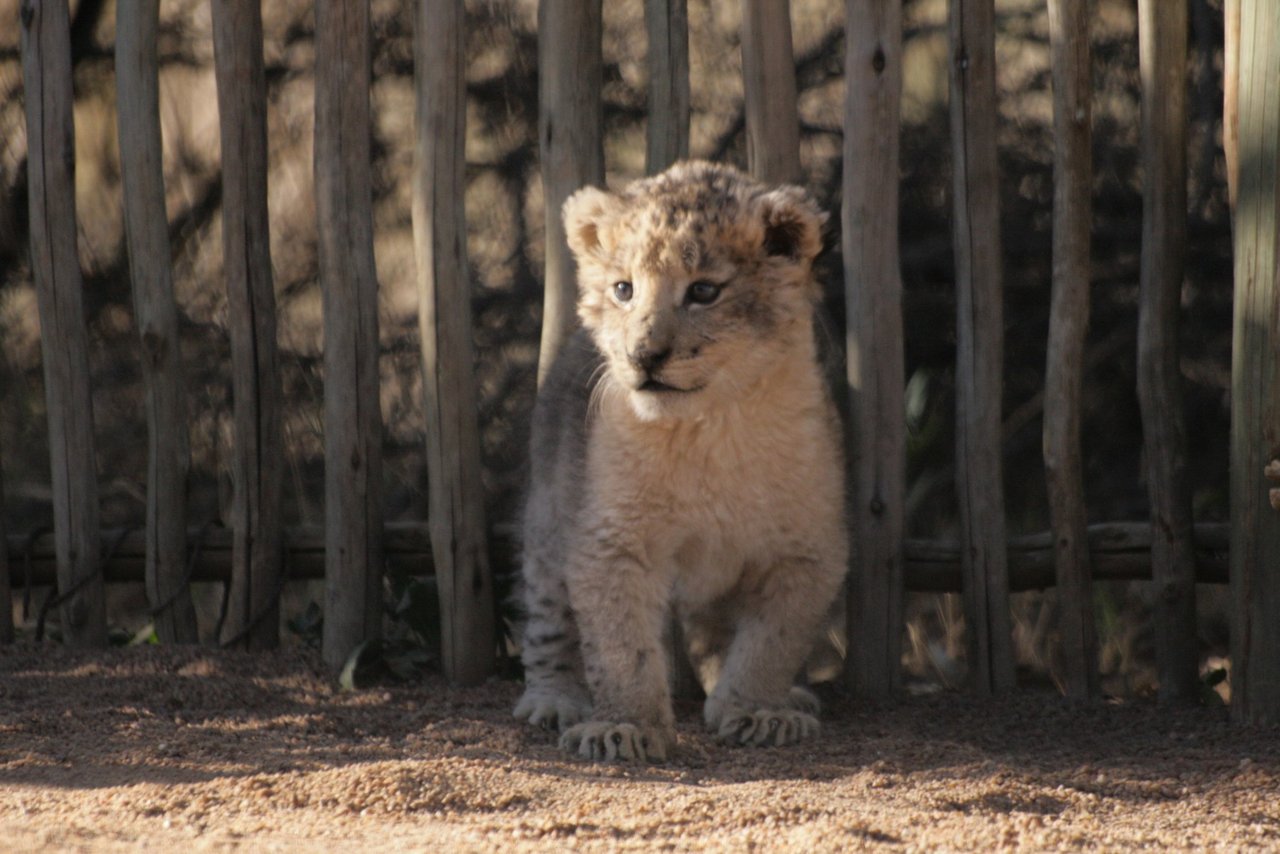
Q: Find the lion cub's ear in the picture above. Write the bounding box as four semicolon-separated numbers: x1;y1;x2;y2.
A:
755;186;826;264
562;186;626;261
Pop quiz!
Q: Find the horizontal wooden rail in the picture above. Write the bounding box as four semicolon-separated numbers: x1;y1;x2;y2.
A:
5;522;1229;592
906;522;1228;592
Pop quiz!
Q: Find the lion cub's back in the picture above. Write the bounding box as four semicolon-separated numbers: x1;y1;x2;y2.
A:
523;330;604;554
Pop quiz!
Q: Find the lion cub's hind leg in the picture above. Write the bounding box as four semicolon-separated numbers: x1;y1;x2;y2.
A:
513;558;592;732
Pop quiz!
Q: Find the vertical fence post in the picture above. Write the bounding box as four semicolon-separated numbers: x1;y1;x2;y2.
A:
20;0;106;646
1044;0;1098;701
116;0;198;644
1230;0;1280;725
842;0;905;699
316;0;384;669
1224;0;1240;221
414;0;496;685
211;0;283;649
537;0;603;384
645;0;690;173
0;453;11;644
1137;0;1197;703
948;0;1014;694
741;0;800;184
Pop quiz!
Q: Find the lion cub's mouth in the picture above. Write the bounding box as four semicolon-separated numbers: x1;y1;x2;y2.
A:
637;379;700;394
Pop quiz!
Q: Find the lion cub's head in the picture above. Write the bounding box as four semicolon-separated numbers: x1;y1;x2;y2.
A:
563;160;826;422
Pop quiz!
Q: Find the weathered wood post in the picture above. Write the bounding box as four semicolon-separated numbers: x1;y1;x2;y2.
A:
0;453;11;644
1224;0;1240;219
842;0;906;699
947;0;1014;694
537;0;604;382
116;0;199;644
741;0;800;184
1230;0;1280;725
645;0;690;173
20;0;106;646
1137;0;1197;703
1044;0;1098;701
316;0;384;669
210;0;284;649
414;0;496;685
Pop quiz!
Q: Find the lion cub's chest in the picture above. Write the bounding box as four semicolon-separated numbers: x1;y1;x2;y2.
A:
585;397;833;595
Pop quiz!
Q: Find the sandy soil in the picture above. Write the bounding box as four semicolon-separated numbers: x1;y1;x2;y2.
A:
1;644;1278;852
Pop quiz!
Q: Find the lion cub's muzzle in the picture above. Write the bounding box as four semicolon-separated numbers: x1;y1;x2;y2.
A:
626;345;692;393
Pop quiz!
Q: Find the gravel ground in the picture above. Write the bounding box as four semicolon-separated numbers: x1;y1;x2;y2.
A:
1;644;1278;851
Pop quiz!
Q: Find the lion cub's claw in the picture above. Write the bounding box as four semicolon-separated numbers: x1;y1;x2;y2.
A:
787;685;821;715
514;689;591;733
559;721;670;763
715;706;820;747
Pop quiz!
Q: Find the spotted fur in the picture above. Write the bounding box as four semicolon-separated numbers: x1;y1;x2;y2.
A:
514;161;848;763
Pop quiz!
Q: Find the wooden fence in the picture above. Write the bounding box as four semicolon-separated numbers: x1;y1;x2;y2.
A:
6;0;1280;722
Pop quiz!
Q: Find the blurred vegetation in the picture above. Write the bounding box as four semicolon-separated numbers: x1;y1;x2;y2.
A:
0;0;1234;695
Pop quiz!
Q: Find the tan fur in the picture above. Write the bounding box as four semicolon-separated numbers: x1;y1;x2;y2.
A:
514;161;847;762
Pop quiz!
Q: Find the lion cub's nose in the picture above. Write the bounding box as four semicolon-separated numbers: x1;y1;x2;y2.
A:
628;345;672;375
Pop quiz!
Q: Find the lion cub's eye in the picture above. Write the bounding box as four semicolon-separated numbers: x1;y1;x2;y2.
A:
685;280;722;306
612;281;634;303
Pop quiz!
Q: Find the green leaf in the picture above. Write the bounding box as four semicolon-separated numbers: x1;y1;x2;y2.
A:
127;623;159;646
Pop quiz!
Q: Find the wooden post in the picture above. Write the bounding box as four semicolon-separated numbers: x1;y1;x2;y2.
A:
1044;0;1098;701
210;0;283;649
948;0;1014;694
645;0;690;173
741;0;801;184
537;0;603;384
1230;0;1280;725
1224;0;1240;220
842;0;905;699
414;0;495;685
20;0;106;646
1137;0;1197;703
116;0;199;644
0;452;11;644
316;0;384;669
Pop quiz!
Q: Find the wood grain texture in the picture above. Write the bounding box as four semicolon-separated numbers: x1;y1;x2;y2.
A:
1230;0;1280;725
645;0;690;174
414;0;496;685
315;0;385;670
741;0;800;184
842;0;905;698
947;0;1014;695
1044;0;1098;701
210;0;283;650
20;0;106;646
116;0;198;644
1137;0;1197;704
1224;0;1240;220
537;0;603;385
0;452;11;644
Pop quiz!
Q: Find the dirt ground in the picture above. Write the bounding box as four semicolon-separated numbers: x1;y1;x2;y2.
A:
1;644;1278;852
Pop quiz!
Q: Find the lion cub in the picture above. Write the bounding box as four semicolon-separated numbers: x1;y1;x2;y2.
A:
514;161;847;762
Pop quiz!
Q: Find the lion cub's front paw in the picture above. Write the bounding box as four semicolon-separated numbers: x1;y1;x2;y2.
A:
559;721;672;763
709;701;820;747
514;688;591;732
